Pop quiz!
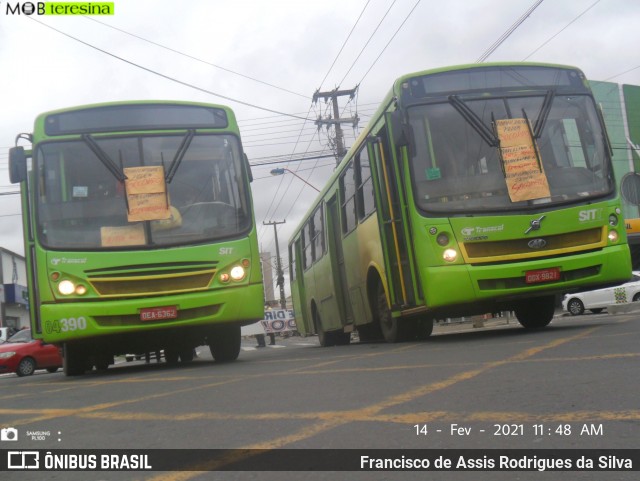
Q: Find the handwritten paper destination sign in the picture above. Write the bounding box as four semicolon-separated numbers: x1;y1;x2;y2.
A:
101;224;146;247
124;166;170;221
496;118;550;202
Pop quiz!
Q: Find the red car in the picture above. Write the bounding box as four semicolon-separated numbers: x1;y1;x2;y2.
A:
0;329;63;377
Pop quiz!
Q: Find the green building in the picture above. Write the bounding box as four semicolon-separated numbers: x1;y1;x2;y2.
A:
592;81;640;267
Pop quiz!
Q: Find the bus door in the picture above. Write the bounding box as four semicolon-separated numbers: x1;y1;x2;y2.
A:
371;124;417;310
327;195;354;325
289;238;313;335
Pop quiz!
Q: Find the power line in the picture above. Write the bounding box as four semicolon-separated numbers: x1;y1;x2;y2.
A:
476;0;545;63
338;0;398;87
26;17;311;121
83;16;308;99
358;0;422;86
521;0;602;61
605;65;640;82
318;0;372;90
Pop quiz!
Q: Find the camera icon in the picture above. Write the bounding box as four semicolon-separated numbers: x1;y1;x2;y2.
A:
1;427;19;442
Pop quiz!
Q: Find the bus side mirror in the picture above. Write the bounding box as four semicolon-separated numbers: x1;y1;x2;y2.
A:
621;172;640;206
244;153;253;183
9;147;27;184
389;110;414;156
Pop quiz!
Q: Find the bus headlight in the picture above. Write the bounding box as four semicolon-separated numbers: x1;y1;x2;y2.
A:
58;280;75;295
230;266;246;281
443;249;458;262
608;230;619;243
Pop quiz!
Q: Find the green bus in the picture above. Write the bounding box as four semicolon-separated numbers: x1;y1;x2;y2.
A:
9;101;264;374
288;63;633;346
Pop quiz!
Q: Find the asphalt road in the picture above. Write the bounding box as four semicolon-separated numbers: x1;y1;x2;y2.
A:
0;311;638;480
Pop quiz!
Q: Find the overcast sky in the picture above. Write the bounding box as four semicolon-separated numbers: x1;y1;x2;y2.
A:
1;0;639;290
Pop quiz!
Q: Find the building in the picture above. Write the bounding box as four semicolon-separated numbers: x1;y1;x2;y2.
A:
0;248;29;331
591;82;640;268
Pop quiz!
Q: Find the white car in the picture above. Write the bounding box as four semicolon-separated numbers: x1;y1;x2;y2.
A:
562;271;640;315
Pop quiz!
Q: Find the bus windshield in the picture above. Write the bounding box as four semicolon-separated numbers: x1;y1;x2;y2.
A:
35;133;252;249
407;93;613;213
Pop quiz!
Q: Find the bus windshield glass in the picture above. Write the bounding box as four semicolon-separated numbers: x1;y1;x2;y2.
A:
407;93;613;213
35;134;252;249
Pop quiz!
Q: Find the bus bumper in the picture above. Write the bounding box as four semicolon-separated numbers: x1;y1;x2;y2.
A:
421;244;632;307
36;283;265;343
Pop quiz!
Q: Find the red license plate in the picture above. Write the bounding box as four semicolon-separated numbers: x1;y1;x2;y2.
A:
525;268;561;284
140;306;178;321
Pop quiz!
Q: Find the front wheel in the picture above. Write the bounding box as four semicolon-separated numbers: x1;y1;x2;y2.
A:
63;343;88;376
514;296;555;329
17;357;36;377
208;325;241;362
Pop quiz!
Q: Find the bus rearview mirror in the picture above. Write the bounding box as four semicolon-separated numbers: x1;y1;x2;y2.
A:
9;146;27;184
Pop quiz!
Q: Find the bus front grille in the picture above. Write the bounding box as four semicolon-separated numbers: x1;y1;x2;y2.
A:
86;264;217;297
462;227;604;263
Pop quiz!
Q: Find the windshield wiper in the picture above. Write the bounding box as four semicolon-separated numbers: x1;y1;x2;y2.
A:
165;129;195;183
532;89;555;138
448;95;498;147
81;134;126;182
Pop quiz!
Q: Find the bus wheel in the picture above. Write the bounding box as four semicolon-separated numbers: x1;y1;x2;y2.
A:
376;282;401;342
314;310;333;347
414;317;434;341
94;355;112;371
63;343;87;376
514;296;555;329
209;325;241;362
179;348;194;363
164;348;180;365
357;321;383;342
334;331;351;346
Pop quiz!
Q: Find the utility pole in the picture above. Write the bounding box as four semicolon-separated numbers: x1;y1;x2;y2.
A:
313;86;359;165
263;220;287;310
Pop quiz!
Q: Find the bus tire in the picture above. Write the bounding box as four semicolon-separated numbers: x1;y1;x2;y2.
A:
313;306;333;347
375;281;402;343
208;325;241;362
514;296;555;329
415;317;434;341
179;348;194;363
164;348;180;365
357;322;383;342
63;343;87;376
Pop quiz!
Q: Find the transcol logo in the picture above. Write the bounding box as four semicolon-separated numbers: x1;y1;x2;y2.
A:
2;2;114;15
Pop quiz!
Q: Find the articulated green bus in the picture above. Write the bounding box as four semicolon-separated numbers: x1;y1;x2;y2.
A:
9;101;264;374
288;63;633;345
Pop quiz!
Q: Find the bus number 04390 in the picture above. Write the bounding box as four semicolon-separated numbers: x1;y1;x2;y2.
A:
44;317;88;334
